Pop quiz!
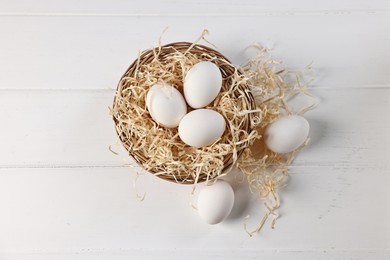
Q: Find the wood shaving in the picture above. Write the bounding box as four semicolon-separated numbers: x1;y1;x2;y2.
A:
111;31;318;235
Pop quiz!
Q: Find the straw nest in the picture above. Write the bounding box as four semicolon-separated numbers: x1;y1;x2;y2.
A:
111;34;318;235
112;42;260;184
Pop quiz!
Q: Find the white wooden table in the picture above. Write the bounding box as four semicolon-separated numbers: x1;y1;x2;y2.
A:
0;1;389;259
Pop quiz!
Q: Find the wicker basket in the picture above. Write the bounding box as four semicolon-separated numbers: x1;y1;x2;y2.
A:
113;42;256;184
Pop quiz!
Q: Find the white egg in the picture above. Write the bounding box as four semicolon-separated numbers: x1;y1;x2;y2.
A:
264;115;310;153
146;83;187;128
184;61;223;108
197;180;235;225
178;109;225;147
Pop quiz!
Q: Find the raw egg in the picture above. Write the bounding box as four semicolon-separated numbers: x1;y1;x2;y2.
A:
184;61;222;108
264;115;310;153
197;180;235;225
178;109;225;147
146;83;187;128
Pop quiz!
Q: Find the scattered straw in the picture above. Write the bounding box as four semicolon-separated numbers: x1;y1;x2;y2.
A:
237;44;318;235
111;31;318;235
111;34;260;185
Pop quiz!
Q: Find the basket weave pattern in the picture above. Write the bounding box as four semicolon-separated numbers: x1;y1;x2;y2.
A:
113;42;256;184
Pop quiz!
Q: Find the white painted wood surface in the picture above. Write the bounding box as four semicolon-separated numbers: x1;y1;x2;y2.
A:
0;1;389;259
1;0;389;14
0;13;389;90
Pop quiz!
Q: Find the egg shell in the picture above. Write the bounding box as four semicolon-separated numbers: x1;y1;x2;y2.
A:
197;180;235;225
178;109;226;148
146;84;187;128
264;115;310;153
184;61;223;108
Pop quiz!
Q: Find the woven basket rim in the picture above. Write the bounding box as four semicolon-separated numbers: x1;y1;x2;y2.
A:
113;42;256;184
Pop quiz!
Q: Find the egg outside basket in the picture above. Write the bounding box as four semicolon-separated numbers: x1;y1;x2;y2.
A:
112;42;258;184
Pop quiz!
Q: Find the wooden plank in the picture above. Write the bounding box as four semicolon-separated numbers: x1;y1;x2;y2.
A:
0;0;389;15
0;1;388;259
0;166;388;253
1;250;390;260
0;88;388;168
0;14;389;90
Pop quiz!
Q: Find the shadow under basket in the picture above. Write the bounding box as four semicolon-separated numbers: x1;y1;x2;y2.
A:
112;42;257;184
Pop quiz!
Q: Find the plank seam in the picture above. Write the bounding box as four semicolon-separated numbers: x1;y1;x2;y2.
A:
0;248;389;254
0;163;388;169
0;85;390;92
0;9;389;17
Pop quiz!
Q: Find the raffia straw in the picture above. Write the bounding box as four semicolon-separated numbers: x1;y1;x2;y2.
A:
111;31;318;235
111;31;260;185
237;44;318;236
133;172;146;201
